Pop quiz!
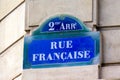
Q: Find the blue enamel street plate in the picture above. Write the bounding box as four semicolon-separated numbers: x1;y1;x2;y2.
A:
23;31;100;69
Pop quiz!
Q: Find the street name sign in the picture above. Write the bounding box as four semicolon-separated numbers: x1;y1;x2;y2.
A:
23;15;100;69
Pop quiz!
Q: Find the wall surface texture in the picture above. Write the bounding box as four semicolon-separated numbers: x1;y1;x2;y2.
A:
0;0;120;80
0;1;25;80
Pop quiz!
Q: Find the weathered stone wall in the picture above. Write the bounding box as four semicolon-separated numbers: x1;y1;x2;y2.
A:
0;0;120;80
99;0;120;79
0;1;25;80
